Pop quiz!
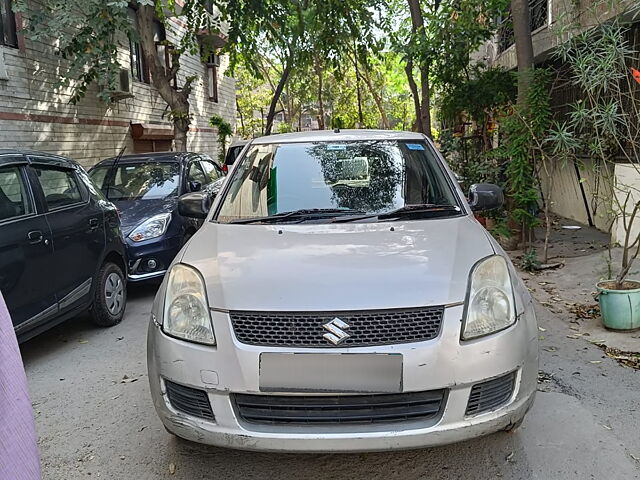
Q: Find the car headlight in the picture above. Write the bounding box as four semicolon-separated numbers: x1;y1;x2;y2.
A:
163;264;215;345
462;255;516;340
129;213;172;242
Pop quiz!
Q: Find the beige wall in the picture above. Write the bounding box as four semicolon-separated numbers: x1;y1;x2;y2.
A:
612;164;640;246
0;3;235;169
540;158;613;232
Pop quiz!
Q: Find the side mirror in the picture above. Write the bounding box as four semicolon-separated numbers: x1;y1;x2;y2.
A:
469;183;504;212
178;192;213;219
189;181;202;192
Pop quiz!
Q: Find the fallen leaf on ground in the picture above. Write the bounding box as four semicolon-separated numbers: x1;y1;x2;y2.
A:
505;452;515;463
121;375;138;384
570;303;600;320
538;327;546;332
79;340;88;344
589;360;602;364
169;463;176;474
602;424;612;430
603;348;640;370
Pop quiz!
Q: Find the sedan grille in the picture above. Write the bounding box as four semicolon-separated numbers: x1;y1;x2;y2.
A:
229;306;444;348
465;372;516;416
165;380;215;421
234;390;447;425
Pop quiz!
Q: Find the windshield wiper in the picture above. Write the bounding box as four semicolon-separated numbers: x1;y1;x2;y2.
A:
229;208;366;224
379;204;462;219
331;204;462;223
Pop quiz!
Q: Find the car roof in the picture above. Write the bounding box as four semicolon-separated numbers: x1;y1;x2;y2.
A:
250;129;426;145
93;151;200;168
0;149;80;168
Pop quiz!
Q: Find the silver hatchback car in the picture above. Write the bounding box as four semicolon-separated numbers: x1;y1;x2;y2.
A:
147;130;538;452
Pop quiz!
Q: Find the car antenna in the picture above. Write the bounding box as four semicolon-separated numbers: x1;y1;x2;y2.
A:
106;144;127;201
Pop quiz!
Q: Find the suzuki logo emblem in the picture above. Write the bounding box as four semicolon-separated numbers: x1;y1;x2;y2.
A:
322;317;351;345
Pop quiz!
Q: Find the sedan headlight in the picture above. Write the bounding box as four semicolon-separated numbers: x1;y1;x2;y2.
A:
163;264;215;345
462;255;516;340
129;213;172;242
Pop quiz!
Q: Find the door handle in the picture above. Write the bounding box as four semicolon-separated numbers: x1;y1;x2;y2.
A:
27;230;43;244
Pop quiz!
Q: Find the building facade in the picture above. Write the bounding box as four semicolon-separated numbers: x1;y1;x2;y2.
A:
0;0;235;169
477;0;639;240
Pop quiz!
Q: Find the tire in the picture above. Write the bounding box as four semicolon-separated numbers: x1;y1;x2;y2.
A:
90;261;126;327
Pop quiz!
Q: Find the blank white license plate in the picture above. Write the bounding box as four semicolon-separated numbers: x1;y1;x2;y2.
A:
259;353;403;393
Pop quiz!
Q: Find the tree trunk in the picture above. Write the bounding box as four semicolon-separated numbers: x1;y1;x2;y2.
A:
353;52;364;127
316;62;325;130
419;66;431;137
265;62;293;135
359;58;390;129
406;0;431;137
237;97;245;137
511;0;535;105
137;6;193;151
404;58;423;133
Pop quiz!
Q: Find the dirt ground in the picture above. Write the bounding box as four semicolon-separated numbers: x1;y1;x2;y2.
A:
507;216;640;356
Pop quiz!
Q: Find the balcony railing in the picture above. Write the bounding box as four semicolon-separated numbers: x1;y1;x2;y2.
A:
497;0;549;54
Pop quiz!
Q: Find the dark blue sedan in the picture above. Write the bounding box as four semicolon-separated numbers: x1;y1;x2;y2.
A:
89;152;224;281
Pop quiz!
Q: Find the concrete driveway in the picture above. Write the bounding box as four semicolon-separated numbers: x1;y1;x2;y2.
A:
21;284;640;479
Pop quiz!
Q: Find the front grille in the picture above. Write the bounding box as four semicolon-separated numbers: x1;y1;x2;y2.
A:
234;390;447;425
229;306;444;348
165;380;215;421
465;372;516;416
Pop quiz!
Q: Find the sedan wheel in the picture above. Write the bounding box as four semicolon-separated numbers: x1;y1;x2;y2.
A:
105;272;125;315
90;261;127;327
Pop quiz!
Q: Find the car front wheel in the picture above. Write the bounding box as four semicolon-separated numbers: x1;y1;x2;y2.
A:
90;262;126;327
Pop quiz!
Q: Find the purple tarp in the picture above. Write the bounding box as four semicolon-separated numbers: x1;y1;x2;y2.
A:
0;291;41;479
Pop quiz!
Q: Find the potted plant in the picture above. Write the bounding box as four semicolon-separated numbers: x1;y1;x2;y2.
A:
596;192;640;331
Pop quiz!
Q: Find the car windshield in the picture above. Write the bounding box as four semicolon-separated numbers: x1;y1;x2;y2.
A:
90;162;180;201
215;140;460;223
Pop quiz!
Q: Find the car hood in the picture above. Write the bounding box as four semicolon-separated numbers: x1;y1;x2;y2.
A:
113;198;177;236
180;215;496;311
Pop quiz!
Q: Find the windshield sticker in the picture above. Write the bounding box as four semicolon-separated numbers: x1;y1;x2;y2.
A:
406;143;425;151
326;144;347;151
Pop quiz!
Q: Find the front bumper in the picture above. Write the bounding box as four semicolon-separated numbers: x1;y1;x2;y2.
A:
147;304;538;452
126;235;182;282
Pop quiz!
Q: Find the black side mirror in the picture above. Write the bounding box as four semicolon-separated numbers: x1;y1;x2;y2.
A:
469;183;504;212
178;192;213;219
189;181;202;192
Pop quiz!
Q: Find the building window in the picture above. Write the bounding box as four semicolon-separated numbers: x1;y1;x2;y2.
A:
128;8;149;83
205;52;220;102
130;40;148;83
497;0;549;54
0;0;18;48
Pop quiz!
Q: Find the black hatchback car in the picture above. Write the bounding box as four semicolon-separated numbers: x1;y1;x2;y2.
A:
88;152;224;281
0;151;127;342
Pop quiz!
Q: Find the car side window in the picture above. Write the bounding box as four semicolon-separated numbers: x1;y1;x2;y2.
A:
187;162;207;190
33;165;83;210
0;165;33;222
200;160;222;183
